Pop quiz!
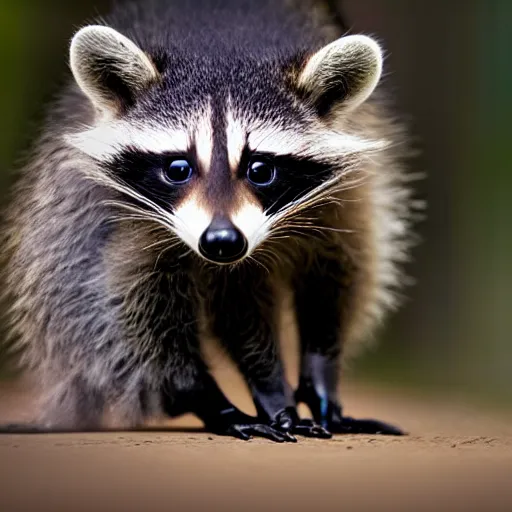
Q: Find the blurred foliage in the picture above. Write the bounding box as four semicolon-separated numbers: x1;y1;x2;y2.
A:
348;0;512;407
0;1;510;408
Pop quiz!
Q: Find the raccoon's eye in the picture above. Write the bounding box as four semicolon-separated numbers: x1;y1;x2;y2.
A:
163;159;193;184
247;160;276;186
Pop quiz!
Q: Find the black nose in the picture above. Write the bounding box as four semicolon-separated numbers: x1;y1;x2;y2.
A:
199;217;248;264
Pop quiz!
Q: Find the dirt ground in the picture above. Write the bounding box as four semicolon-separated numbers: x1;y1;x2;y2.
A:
1;370;511;512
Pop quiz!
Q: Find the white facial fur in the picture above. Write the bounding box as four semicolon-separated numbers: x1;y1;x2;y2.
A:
194;105;215;171
66;121;190;161
226;108;246;170
172;193;214;256
231;200;268;254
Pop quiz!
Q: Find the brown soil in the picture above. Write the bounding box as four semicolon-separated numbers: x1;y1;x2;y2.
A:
1;375;511;512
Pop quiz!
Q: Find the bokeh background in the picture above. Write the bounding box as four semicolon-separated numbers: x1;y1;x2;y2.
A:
0;0;510;409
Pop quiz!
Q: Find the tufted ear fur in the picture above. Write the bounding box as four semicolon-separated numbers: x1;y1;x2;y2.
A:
297;35;383;117
70;25;160;117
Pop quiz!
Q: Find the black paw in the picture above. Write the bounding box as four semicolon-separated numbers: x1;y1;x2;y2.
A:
295;381;405;437
327;402;405;435
224;423;297;443
271;408;332;439
205;408;297;443
330;416;405;436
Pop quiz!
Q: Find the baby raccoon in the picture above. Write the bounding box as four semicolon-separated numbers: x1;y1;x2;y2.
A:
3;0;418;441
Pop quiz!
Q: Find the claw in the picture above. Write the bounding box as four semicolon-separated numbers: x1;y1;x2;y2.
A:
271;408;331;440
216;422;297;442
226;424;253;441
205;406;298;442
250;424;296;443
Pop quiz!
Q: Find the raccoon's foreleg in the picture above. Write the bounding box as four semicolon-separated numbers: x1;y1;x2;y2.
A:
293;257;404;436
156;271;294;443
164;369;295;442
208;273;329;440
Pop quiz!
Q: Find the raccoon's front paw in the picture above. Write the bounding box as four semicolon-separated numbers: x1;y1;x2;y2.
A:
271;408;332;439
206;410;297;442
223;422;297;442
329;414;405;436
322;402;405;436
295;381;404;436
292;418;332;439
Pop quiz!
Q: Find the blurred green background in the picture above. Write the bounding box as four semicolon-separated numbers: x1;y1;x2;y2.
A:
0;1;510;408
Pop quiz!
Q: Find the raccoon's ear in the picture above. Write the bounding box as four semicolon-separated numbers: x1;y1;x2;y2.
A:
69;25;160;116
297;35;383;117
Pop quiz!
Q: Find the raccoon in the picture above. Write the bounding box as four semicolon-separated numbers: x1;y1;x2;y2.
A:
2;0;418;440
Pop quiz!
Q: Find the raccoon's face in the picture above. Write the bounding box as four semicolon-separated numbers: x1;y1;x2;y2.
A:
67;25;384;265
